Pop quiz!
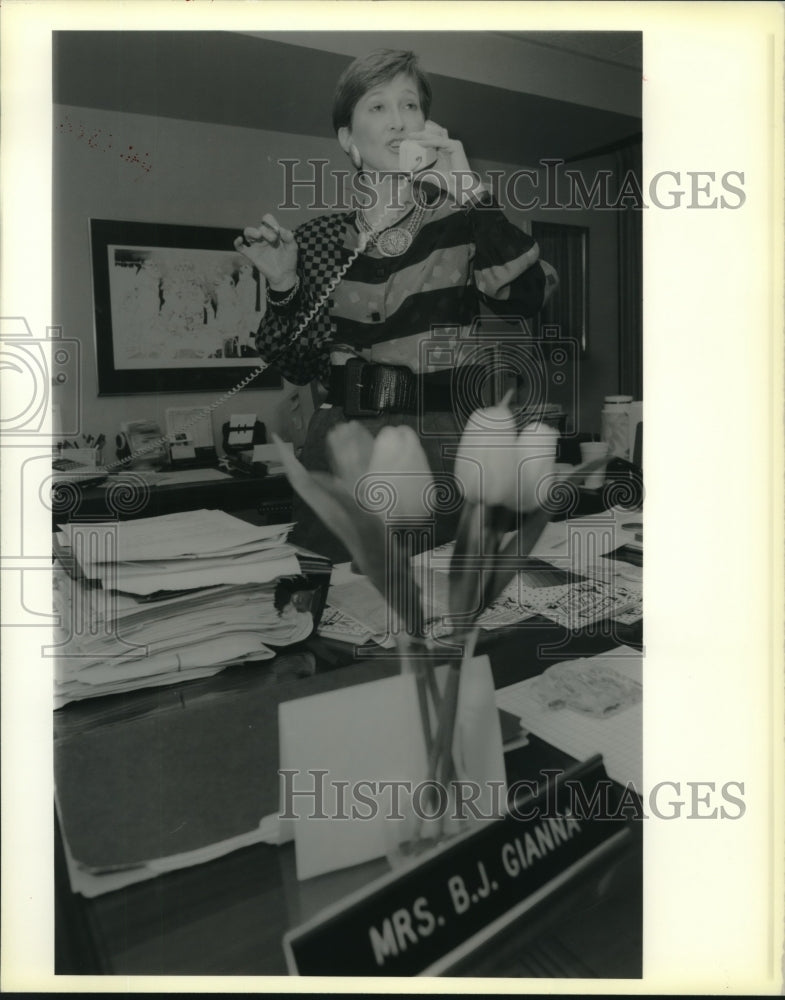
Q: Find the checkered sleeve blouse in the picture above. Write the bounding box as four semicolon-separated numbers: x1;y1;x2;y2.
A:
254;191;555;386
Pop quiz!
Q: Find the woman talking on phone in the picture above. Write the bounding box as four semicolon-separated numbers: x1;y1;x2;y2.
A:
235;49;558;561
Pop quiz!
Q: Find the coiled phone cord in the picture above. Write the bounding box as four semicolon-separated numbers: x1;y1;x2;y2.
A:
105;226;378;472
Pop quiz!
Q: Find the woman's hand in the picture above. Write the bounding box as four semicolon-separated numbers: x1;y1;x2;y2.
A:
406;121;484;207
233;213;298;290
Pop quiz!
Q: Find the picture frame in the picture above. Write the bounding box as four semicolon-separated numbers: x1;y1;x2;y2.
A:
90;218;282;394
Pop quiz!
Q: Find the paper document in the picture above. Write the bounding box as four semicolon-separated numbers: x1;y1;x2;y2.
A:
95;554;301;595
165;407;215;449
317;605;396;648
59;510;293;566
528;509;643;576
496;646;642;790
325;577;392;638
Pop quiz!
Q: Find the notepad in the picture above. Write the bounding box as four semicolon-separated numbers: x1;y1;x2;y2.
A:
496;646;642;791
55;653;403;895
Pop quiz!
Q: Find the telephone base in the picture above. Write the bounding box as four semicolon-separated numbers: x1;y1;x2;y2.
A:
166;446;218;470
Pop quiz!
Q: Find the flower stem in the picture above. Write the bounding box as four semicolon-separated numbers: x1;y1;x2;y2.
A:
424;661;442;712
400;641;434;758
436;627;479;801
415;669;433;757
437;625;479;835
412;626;480;845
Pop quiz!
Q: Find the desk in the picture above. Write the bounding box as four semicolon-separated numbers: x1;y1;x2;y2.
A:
51;469;619;527
52;469;293;525
54;621;642;978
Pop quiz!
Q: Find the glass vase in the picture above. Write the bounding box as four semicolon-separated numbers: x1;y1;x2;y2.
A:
384;652;506;869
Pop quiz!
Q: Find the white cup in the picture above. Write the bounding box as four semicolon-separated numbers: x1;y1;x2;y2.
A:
579;441;609;489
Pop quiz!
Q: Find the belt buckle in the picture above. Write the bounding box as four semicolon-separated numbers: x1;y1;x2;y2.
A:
343;358;382;418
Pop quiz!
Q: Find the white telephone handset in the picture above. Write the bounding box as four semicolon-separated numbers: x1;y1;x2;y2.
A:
399;139;438;176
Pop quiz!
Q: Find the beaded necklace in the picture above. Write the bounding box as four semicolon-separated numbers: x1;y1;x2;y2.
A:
356;200;427;257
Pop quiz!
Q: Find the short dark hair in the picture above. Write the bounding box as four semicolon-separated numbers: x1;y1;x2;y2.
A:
331;49;432;133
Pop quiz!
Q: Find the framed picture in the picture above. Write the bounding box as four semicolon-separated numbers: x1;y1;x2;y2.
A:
90;218;282;394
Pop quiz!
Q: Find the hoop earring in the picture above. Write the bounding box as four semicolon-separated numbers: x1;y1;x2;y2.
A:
349;144;362;170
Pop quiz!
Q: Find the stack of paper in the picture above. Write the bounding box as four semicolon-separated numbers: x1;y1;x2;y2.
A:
52;509;330;707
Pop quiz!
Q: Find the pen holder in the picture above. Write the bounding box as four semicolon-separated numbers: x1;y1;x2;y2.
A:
67;447;102;467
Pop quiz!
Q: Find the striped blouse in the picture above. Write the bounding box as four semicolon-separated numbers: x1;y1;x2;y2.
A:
254;185;555;386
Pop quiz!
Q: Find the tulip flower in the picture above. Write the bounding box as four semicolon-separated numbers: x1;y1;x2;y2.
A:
273;424;436;639
513;421;559;513
448;410;565;625
325;420;375;491
365;425;435;521
452;396;518;507
323;422;435;521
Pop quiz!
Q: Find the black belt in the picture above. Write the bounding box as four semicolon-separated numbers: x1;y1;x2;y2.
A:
326;359;455;417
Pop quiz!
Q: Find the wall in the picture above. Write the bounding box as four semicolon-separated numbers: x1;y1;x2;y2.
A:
527;151;624;434
53;104;335;454
53;32;641;172
54;102;623;449
470;150;623;434
247;30;642;117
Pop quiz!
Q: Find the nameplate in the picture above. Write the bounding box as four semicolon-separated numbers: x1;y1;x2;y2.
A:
283;755;632;976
